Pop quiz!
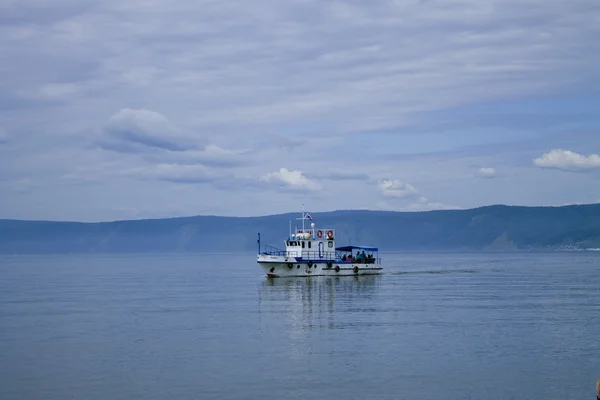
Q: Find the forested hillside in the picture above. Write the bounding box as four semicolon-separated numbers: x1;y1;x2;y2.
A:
1;204;599;254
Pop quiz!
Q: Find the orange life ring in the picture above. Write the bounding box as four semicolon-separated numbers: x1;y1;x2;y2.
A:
327;230;333;239
317;230;323;238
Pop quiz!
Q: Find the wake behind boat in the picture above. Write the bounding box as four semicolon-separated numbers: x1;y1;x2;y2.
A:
256;207;383;278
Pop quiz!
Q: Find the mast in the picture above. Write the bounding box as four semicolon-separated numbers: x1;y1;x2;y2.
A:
294;204;315;239
296;204;306;233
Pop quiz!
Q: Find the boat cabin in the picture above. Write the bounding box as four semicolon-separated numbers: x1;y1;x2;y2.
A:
285;228;336;259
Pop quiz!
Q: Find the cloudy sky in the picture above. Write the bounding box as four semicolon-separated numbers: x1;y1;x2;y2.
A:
1;0;599;221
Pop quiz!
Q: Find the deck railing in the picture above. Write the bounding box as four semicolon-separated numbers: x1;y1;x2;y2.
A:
261;246;381;264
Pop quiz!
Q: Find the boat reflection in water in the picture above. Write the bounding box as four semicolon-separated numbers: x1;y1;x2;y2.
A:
257;275;382;335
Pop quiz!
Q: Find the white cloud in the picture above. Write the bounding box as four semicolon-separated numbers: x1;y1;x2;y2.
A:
406;197;462;211
309;170;370;181
259;168;321;191
142;144;251;168
533;149;600;171
378;179;418;198
376;196;462;212
139;164;217;184
99;108;203;153
377;179;460;211
98;109;251;167
476;167;497;178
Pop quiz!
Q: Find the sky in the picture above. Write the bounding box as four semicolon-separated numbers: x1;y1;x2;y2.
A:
1;0;599;222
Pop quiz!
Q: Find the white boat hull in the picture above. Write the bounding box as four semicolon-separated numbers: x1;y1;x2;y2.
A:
257;254;382;278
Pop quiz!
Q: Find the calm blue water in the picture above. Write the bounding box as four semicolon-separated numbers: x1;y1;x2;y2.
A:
1;252;599;399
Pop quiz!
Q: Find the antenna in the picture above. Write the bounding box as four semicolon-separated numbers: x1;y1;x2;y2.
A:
296;204;307;233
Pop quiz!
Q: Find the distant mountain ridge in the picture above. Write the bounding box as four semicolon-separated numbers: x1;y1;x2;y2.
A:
1;203;600;254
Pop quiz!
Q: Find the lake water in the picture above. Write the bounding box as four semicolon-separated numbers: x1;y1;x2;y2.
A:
1;252;599;399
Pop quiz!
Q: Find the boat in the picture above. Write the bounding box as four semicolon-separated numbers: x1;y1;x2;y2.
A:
256;207;383;278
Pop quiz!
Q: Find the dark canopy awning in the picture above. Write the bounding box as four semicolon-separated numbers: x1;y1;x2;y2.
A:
335;245;378;252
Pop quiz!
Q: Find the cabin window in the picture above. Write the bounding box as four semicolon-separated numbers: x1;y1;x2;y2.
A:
308;242;311;249
302;241;305;248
